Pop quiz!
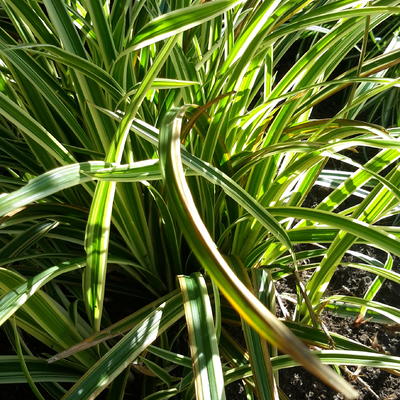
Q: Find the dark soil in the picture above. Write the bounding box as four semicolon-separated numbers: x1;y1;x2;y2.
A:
275;258;400;400
279;312;400;400
225;259;400;399
279;366;399;400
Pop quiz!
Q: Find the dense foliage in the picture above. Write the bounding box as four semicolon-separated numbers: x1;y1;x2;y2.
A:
0;0;399;399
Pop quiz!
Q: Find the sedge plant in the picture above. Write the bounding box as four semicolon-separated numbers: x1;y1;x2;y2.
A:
0;0;400;399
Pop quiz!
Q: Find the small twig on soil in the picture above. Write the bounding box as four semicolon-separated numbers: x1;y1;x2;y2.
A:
276;292;291;320
343;366;380;399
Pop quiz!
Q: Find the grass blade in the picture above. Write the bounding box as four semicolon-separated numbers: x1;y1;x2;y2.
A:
128;0;244;51
0;160;161;218
61;293;183;400
0;269;97;367
83;36;178;331
356;254;393;323
0;259;85;327
179;273;226;400
0;91;74;165
11;317;46;400
159;108;357;399
0;356;81;383
324;296;400;325
48;290;179;363
269;207;400;258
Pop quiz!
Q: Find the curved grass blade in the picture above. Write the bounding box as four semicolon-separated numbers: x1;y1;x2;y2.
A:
0;35;90;145
119;116;310;250
356;254;393;323
83;36;178;331
324;296;400;325
143;388;179;400
0;160;161;218
344;262;400;285
271;350;400;372
127;0;244;51
0;259;85;327
11;317;46;400
0;269;97;367
225;350;400;383
98;113;330;249
0;91;75;165
47;291;179;363
61;293;183;400
0;356;82;383
269;207;400;258
317;148;400;212
159;108;357;399
0;221;58;259
140;357;176;386
324;303;395;325
282;321;376;353
26;45;123;100
179;273;226;400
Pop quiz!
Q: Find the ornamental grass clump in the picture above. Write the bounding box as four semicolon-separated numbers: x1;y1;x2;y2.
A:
0;1;400;399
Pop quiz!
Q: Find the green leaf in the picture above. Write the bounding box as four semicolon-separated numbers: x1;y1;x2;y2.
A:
225;350;400;382
0;221;58;259
0;91;75;165
269;207;400;258
0;33;90;146
0;269;97;367
32;45;123;100
179;273;226;400
61;293;183;400
271;350;400;371
0;160;161;218
128;0;244;51
47;290;179;364
159;108;357;399
83;36;178;331
0;356;81;383
325;295;400;325
83;1;116;69
0;259;85;327
357;254;393;322
344;262;400;285
11;316;46;400
143;388;179;400
231;258;278;399
141;357;177;386
151;78;199;88
117;114;294;252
